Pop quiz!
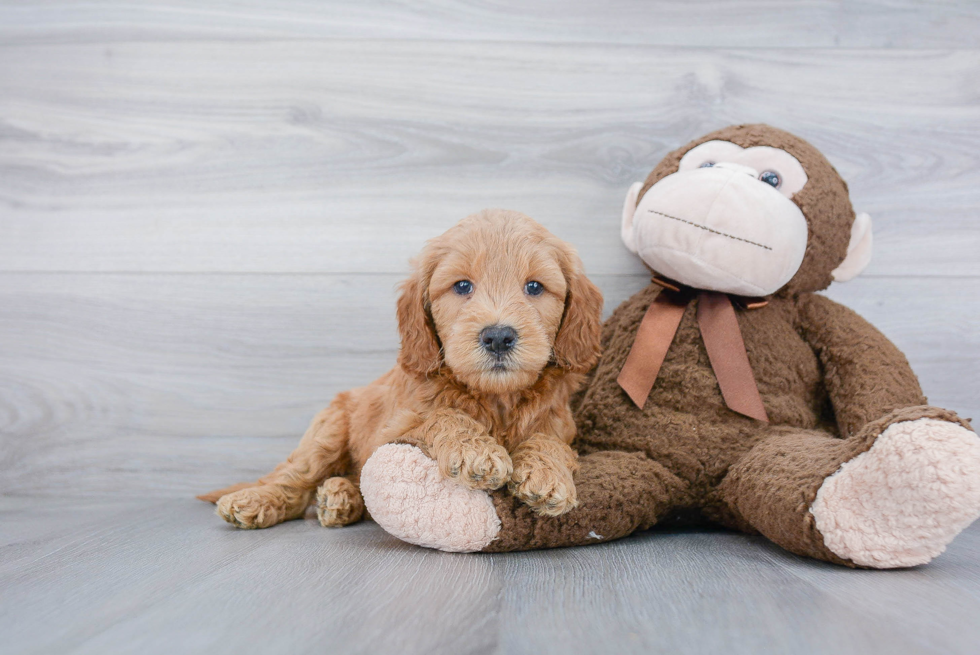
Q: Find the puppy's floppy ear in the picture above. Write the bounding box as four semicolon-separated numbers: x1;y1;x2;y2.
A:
396;256;442;377
552;248;604;374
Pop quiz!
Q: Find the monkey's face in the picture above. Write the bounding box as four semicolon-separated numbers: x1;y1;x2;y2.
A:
622;125;873;296
622;140;810;297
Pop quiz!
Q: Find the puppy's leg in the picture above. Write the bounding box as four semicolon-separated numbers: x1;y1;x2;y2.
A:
217;398;350;529
316;476;365;527
405;409;513;491
509;434;579;516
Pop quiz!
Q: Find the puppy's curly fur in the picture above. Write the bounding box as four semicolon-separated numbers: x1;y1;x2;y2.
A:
199;210;603;528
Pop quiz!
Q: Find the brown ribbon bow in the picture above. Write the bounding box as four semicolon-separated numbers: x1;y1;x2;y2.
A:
616;278;769;422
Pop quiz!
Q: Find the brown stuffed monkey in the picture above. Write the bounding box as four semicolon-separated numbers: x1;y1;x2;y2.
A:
360;124;980;568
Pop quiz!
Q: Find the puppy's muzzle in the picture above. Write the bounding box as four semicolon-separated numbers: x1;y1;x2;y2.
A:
480;325;518;356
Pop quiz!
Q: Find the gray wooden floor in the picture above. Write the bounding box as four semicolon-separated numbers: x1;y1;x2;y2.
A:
4;498;980;655
2;2;980;653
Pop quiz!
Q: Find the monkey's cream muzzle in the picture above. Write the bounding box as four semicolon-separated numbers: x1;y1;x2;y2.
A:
621;164;809;297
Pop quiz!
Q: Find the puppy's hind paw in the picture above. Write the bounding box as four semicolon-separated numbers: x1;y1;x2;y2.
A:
217;487;282;529
316;477;365;527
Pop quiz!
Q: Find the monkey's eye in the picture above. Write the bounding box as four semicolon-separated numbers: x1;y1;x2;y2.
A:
759;171;781;188
699;161;715;168
453;280;474;295
524;281;544;296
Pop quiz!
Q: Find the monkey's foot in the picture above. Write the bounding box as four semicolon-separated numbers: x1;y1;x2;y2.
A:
360;444;501;552
811;418;980;568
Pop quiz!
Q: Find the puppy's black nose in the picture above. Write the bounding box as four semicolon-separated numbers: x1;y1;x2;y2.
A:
480;325;518;355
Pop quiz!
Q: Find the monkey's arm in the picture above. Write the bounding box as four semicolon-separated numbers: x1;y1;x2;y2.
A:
796;293;968;437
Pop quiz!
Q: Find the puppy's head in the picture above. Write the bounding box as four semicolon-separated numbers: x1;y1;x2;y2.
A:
397;209;603;394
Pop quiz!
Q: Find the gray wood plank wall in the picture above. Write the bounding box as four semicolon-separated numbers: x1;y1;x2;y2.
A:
1;1;978;500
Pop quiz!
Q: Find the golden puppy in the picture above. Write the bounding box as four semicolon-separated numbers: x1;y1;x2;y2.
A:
199;209;603;528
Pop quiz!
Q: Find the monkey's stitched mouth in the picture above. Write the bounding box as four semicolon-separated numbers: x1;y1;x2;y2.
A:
647;208;773;251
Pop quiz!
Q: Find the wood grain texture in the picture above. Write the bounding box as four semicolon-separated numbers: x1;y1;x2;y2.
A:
2;497;980;655
2;1;979;48
1;41;979;276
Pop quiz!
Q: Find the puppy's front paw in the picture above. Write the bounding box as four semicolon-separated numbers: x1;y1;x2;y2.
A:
216;487;286;529
434;434;513;491
509;447;578;517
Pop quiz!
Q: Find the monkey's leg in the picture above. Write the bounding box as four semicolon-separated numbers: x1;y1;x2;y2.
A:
360;443;691;553
720;413;980;568
214;399;351;529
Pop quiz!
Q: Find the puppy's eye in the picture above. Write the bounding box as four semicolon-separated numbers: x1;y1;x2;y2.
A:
524;281;544;296
452;280;473;295
699;161;715;168
759;171;781;188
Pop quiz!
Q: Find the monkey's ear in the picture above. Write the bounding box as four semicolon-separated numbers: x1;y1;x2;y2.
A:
621;181;643;254
831;212;873;282
396;265;443;377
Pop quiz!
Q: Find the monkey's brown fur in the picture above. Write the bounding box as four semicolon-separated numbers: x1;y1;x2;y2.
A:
441;125;974;564
199;210;603;527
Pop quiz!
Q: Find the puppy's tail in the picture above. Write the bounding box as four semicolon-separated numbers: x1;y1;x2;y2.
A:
196;393;353;505
196;481;261;504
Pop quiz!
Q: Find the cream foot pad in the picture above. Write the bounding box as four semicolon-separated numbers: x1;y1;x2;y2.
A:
361;443;501;552
812;418;980;568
